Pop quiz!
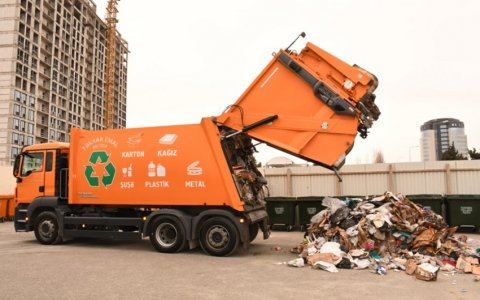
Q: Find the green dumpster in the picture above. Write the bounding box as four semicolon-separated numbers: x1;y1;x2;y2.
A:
445;195;480;230
406;194;444;218
265;197;296;229
297;196;325;226
333;195;364;201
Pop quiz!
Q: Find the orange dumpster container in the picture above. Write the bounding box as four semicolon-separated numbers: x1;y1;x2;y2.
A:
0;195;9;221
7;195;15;220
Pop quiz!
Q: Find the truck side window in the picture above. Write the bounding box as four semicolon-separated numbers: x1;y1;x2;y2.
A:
21;152;44;176
45;151;53;172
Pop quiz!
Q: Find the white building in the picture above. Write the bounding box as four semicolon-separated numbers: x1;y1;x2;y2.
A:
420;118;468;161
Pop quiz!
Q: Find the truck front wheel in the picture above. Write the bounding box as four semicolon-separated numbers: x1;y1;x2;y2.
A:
199;217;239;256
149;216;186;253
34;211;62;245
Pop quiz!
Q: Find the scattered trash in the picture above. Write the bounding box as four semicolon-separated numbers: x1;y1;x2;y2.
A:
375;266;387;276
405;260;417;275
313;261;338;273
272;246;282;252
415;263;439;281
288;258;305;268
285;192;480;281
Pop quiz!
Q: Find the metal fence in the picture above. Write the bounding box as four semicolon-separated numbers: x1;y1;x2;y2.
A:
261;160;480;197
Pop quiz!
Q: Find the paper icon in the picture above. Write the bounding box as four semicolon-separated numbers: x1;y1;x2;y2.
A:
159;134;177;145
187;161;202;176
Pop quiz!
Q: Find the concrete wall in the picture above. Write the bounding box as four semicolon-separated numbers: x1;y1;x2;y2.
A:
262;160;480;197
0;165;15;195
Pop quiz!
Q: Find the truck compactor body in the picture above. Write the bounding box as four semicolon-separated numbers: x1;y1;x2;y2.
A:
13;40;380;256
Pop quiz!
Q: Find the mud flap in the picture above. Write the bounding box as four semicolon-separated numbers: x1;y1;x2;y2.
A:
245;209;270;240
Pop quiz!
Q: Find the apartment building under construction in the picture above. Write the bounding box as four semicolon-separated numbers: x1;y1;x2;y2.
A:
0;0;128;165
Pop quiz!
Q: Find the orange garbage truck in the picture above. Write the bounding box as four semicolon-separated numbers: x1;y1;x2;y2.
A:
13;37;380;256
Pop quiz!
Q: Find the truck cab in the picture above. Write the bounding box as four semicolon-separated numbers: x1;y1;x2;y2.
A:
13;143;69;231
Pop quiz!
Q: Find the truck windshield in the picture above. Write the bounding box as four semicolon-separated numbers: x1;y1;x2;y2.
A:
21;152;44;176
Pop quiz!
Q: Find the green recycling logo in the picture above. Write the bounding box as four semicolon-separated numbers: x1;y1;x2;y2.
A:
84;151;116;188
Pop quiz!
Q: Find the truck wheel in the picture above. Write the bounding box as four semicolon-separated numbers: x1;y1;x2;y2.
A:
199;217;239;256
149;216;186;253
34;211;62;245
249;223;259;242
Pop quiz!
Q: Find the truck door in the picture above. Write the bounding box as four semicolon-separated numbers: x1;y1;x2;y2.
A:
16;151;46;203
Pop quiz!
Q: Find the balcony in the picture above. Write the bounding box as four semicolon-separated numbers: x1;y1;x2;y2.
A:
38;80;50;91
43;0;54;9
40;56;51;67
42;20;53;33
43;10;54;21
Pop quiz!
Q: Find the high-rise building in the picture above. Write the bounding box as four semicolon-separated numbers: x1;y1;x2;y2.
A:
420;118;468;161
0;0;128;166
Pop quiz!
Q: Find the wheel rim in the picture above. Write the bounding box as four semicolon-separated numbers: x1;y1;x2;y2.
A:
39;219;55;240
155;223;177;248
207;225;229;249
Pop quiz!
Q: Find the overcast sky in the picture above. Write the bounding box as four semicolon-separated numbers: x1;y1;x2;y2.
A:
95;0;480;165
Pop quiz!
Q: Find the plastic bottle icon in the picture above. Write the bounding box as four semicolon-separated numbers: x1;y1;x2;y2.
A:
148;162;155;177
156;163;166;177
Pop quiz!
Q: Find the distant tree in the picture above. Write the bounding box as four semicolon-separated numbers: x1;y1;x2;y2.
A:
469;148;480;160
373;150;385;163
441;142;467;160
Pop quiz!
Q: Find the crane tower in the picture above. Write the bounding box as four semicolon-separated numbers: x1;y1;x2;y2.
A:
104;0;119;129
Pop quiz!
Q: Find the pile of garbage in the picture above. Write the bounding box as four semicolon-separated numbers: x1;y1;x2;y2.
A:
288;192;480;281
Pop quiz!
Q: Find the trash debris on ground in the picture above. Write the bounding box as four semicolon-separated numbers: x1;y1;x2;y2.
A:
286;192;480;281
287;258;305;268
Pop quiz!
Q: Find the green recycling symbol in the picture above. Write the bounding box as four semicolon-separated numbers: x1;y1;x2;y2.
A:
84;151;116;188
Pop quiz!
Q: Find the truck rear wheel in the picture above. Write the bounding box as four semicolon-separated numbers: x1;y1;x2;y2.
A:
199;217;239;256
149;216;186;253
34;211;62;245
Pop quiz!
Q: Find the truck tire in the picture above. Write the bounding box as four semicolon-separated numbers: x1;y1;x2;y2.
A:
149;216;186;253
34;211;62;245
248;223;259;243
199;217;239;256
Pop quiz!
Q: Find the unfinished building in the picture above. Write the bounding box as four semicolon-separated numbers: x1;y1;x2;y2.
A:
0;0;128;165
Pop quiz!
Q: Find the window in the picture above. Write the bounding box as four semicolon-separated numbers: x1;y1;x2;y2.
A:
29;96;35;107
11;147;21;159
16;63;23;75
21;93;27;104
18;134;25;146
13;118;20;130
14;104;20;116
21;152;44;176
27;123;34;134
12;132;19;143
15;90;22;102
26;136;33;145
28;109;34;121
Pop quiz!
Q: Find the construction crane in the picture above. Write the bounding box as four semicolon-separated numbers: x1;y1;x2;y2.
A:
104;0;118;129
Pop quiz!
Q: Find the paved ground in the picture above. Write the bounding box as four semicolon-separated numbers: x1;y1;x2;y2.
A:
0;222;479;300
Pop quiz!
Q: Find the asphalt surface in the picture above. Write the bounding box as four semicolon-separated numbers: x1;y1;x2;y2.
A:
0;221;479;300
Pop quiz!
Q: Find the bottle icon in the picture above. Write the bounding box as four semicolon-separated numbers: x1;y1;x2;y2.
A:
148;162;155;177
156;163;166;177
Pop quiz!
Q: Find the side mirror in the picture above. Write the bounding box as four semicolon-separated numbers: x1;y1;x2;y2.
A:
13;154;21;178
